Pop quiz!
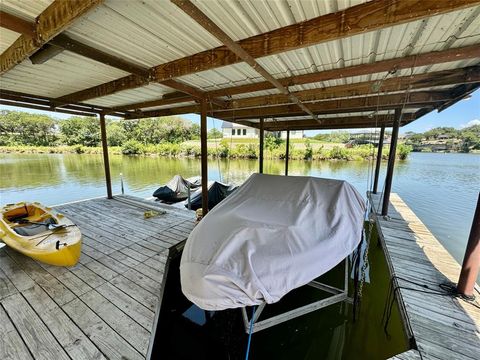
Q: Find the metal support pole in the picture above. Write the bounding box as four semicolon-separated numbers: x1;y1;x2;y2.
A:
99;113;113;199
200;99;209;216
373;126;385;194
259;118;264;174
382;109;401;216
457;193;480;298
285;130;290;176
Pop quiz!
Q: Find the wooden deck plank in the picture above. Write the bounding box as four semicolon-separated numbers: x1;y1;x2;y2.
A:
96;282;155;331
0;251;35;292
1;293;70;360
63;298;144;360
22;285;105;360
0;267;18;300
0;305;33;360
79;290;150;355
1;195;194;360
109;275;159;312
4;249;76;306
370;192;480;360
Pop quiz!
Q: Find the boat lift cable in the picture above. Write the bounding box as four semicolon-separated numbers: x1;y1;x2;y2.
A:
377;57;418;211
209;99;222;183
245;305;256;360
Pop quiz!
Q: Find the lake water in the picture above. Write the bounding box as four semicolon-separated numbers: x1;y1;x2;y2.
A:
1;152;479;268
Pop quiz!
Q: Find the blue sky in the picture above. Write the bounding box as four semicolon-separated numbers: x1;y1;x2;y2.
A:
2;89;479;135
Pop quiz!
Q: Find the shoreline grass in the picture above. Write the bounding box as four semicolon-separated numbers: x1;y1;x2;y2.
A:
0;142;414;161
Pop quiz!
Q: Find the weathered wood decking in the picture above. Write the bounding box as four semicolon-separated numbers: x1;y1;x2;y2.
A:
0;195;195;360
2;192;479;359
370;193;480;360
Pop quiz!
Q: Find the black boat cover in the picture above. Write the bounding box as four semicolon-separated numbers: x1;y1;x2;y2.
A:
186;181;238;211
153;175;201;203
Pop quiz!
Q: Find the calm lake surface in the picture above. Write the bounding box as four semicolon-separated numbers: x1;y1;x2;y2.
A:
1;152;479;268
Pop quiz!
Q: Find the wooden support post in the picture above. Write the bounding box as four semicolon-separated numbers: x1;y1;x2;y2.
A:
382;110;401;216
285;130;290;176
200;99;209;215
99;113;113;199
373;125;386;194
457;193;480;298
259;118;264;174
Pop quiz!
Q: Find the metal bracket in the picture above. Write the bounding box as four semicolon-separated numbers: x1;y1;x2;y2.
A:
241;259;351;334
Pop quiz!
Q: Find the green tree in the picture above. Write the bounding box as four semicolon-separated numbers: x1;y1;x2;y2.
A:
59;117;100;147
132;116;195;144
208;128;223;139
106;121;127;146
0;110;57;146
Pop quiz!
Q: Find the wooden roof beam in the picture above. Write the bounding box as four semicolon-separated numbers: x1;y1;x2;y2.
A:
0;11;35;37
0;89;128;117
260;113;416;131
171;0;320;123
207;45;480;98
156;0;480;81
110;63;480;112
202;91;450;119
127;90;444;120
229;67;480;110
0;11;226;108
49;34;150;77
47;15;480;108
438;83;480;112
0;100;97;117
0;0;104;75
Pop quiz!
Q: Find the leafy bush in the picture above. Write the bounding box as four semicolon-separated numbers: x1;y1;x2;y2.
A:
397;144;413;160
329;146;350;160
304;140;313;160
121;140;144;155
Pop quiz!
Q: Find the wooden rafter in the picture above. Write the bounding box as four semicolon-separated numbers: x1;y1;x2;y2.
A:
127;90;450;120
0;11;226;107
228;67;480;110
171;0;320;123
207;45;480;98
255;113;417;131
39;1;480;108
0;0;104;75
0;11;35;37
49;34;150;77
155;0;480;81
0;89;127;117
108;47;480;112
438;83;480;112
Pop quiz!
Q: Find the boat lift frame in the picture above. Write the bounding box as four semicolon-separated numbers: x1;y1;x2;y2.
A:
241;259;351;334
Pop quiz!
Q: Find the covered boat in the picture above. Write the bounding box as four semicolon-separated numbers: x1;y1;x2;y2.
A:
180;173;365;310
0;202;82;266
153;175;201;203
185;181;238;211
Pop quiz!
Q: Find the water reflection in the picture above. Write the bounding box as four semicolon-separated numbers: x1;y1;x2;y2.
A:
1;152;479;269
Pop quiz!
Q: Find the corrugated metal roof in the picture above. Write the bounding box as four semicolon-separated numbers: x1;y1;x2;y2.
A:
87;83;175;108
177;8;480;94
0;0;478;124
0;51;128;98
0;0;53;21
0;27;20;55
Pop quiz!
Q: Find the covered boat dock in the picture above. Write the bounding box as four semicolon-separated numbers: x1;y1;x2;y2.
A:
1;0;480;359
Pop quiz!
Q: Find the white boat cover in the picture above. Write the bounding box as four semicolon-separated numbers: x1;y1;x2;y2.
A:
180;173;365;310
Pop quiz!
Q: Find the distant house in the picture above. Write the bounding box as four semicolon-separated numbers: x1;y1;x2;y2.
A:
437;134;451;140
221;121;304;139
221;122;258;138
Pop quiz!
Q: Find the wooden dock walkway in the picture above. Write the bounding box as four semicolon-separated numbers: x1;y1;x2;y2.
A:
370;193;480;360
0;195;195;360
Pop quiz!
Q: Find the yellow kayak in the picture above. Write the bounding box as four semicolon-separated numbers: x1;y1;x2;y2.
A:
0;202;82;266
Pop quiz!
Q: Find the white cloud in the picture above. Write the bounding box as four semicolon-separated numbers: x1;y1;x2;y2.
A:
460;119;480;129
